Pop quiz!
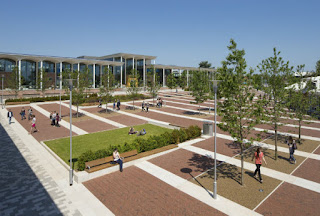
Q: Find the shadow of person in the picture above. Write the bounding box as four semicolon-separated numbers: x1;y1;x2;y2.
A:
245;170;260;183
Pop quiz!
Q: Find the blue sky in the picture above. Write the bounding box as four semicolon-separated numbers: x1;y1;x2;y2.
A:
1;0;319;71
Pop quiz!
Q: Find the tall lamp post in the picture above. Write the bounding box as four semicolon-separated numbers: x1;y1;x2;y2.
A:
1;75;4;109
211;80;220;199
66;78;74;186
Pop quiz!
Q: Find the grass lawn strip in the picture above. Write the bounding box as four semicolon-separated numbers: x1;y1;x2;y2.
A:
263;134;320;153
191;163;282;210
44;124;172;168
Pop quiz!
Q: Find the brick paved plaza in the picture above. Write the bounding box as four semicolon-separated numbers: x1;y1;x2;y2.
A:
1;90;320;216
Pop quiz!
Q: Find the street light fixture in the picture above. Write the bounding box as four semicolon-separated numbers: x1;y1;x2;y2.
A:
66;77;75;186
1;75;4;109
211;79;220;199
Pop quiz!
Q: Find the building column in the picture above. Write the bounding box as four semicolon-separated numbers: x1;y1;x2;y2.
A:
163;68;165;87
187;70;189;87
40;61;43;89
93;64;95;88
100;65;103;86
143;58;146;88
124;58;127;85
60;62;62;90
120;56;123;88
132;57;135;72
18;60;21;90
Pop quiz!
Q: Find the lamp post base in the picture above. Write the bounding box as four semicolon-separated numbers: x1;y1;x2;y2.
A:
69;169;73;186
213;181;217;199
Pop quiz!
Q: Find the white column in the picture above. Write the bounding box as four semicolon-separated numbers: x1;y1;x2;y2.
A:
132;57;135;71
143;58;146;88
120;56;123;88
163;68;165;87
93;64;96;88
18;60;21;90
40;61;43;89
187;70;189;87
100;65;103;86
124;58;126;85
60;62;62;90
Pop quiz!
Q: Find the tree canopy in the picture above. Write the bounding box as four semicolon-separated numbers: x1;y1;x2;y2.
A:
199;61;212;68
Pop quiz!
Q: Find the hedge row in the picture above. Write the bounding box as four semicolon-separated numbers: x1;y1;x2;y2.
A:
77;125;201;171
6;95;70;104
5;93;151;105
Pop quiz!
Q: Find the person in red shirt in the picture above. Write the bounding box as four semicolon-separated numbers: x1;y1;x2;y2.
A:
251;147;267;183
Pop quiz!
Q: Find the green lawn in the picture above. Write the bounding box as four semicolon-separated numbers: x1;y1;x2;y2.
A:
45;124;172;166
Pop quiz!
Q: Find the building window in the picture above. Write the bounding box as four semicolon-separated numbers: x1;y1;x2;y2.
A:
0;58;16;72
21;60;36;89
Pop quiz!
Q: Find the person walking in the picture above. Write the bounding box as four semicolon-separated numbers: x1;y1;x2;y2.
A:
20;107;26;120
113;99;116;110
29;115;39;134
251;147;267;183
287;136;297;164
28;107;33;120
141;101;145;111
56;113;60;127
98;98;102;108
146;102;149;112
7;109;13;124
52;111;56;126
113;148;123;172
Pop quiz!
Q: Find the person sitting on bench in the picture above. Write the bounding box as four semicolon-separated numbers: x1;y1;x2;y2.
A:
113;148;123;172
128;127;137;135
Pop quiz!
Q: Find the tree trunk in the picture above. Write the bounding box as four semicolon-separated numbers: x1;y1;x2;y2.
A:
274;128;278;160
199;105;201;115
298;120;301;143
133;99;135;110
240;144;244;186
77;103;79;118
106;101;108;113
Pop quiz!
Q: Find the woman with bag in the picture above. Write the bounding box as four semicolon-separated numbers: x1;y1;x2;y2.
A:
252;147;267;183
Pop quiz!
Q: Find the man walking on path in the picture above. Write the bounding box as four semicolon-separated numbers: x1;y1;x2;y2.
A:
7;109;13;124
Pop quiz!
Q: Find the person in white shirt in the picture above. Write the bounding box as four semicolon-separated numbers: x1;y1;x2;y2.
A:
29;115;39;134
113;148;123;172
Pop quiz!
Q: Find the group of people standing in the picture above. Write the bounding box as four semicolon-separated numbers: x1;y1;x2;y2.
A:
49;111;60;127
156;97;163;108
141;101;149;112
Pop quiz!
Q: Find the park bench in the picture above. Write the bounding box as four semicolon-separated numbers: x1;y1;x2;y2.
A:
85;149;138;173
6;101;30;105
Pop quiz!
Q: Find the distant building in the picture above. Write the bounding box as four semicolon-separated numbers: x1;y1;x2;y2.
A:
0;52;215;90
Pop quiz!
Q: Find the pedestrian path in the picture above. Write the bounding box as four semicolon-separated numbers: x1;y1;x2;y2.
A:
136;161;261;216
58;102;126;128
0;109;114;216
181;145;320;193
31;103;88;135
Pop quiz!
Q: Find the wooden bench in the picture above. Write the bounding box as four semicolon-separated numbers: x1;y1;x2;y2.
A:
85;149;138;173
6;101;30;105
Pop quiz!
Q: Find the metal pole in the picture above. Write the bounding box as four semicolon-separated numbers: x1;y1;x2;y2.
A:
60;88;62;118
214;85;217;199
1;76;3;109
69;85;73;186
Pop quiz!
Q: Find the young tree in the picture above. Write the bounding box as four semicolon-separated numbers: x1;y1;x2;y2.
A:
166;73;177;92
218;39;265;185
100;67;115;112
199;61;212;68
7;66;20;98
80;66;93;97
189;70;208;114
315;60;320;76
146;67;160;106
258;48;294;159
287;64;317;143
36;68;51;97
126;69;140;110
178;70;188;90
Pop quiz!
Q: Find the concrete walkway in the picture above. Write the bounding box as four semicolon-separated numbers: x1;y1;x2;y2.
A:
0;109;114;216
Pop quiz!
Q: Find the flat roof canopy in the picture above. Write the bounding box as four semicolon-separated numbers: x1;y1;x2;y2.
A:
0;52;123;66
150;64;216;72
80;53;157;60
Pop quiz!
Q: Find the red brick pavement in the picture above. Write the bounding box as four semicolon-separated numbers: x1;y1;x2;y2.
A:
83;107;147;126
39;103;76;118
292;158;320;184
149;149;221;180
256;182;320;216
314;146;320;155
8;107;76;142
84;166;225;216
